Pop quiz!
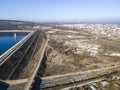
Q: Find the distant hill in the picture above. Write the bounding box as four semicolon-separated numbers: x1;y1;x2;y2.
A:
0;20;37;30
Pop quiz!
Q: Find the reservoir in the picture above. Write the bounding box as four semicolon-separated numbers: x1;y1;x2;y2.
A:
0;32;28;55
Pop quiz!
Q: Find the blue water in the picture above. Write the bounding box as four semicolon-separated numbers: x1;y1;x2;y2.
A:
0;33;27;55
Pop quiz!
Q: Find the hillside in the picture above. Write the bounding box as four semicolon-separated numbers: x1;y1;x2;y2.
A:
0;20;37;30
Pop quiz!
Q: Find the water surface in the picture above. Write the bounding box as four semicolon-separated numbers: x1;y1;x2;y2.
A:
0;32;28;55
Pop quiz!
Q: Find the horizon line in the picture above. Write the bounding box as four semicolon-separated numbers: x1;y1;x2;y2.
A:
0;19;120;23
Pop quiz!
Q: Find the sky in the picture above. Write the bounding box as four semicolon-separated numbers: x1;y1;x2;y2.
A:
0;0;120;22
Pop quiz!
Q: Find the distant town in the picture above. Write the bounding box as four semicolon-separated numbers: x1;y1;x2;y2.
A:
56;24;120;37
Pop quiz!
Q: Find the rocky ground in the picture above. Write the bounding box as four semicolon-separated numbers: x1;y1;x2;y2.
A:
42;27;120;77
